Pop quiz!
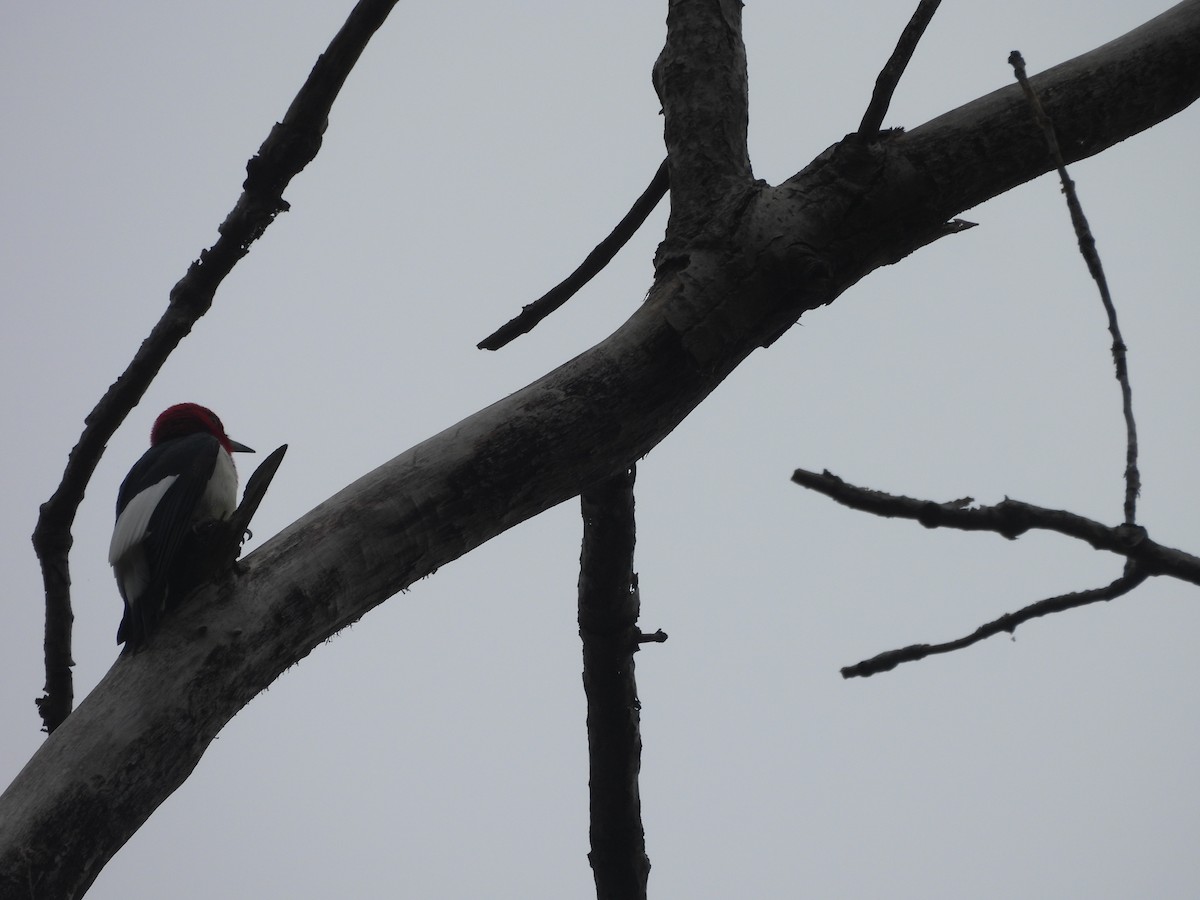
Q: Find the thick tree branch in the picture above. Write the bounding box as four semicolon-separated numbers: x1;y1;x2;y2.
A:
858;0;943;135
790;468;1200;585
477;159;669;351
5;5;1200;895
579;466;655;900
841;565;1150;678
30;0;400;734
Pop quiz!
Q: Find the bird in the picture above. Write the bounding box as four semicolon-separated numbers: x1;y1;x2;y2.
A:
108;403;254;649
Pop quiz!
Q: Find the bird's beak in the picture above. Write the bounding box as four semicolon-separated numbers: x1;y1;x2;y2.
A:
229;440;255;454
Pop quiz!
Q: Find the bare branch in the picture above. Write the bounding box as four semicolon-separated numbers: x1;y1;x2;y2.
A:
579;466;654;900
478;159;669;351
653;0;751;238
790;468;1200;585
1009;50;1140;525
858;0;944;135
842;565;1149;678
5;9;1199;892
29;0;399;733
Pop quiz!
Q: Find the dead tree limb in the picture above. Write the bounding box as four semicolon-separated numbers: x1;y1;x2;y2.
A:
841;565;1149;678
579;466;656;900
1010;50;1140;525
790;468;1200;584
5;3;1200;895
858;0;943;135
478;159;669;351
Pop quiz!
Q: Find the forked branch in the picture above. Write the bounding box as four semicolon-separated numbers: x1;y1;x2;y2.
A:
791;467;1200;674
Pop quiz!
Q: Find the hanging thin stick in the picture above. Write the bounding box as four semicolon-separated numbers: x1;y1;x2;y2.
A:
1009;50;1140;524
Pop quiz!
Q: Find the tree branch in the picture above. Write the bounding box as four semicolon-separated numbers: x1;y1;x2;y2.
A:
842;565;1149;678
477;159;670;351
579;466;656;900
1009;50;1140;525
808;1;1200;266
653;0;752;242
29;0;400;734
858;0;943;135
5;6;1200;894
790;468;1200;585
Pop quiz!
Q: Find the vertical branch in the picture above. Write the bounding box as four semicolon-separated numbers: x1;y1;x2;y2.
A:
1009;51;1140;524
579;466;651;900
653;0;752;234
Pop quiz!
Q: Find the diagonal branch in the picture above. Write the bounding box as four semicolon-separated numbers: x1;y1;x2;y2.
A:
477;159;669;351
29;0;400;734
1010;50;1140;525
858;0;944;135
579;465;657;900
790;468;1200;585
4;7;1199;893
841;565;1149;678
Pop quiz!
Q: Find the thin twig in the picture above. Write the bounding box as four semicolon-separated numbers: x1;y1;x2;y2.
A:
841;564;1148;678
579;466;655;900
790;467;1200;585
478;159;670;351
858;0;943;135
1009;50;1140;525
30;0;400;733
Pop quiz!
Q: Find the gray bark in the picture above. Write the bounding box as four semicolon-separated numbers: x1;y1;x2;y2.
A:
3;1;1199;896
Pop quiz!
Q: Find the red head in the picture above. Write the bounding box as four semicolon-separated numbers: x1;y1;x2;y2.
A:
150;403;254;455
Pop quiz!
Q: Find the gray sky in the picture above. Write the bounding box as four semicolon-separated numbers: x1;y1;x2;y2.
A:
3;2;1199;897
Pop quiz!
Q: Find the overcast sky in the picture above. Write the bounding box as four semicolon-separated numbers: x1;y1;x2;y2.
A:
4;2;1199;897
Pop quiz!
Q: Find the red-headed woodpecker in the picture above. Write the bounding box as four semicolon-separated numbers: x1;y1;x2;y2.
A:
109;403;254;649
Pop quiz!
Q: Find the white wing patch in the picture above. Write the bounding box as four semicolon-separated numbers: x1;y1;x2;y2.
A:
113;550;150;605
108;474;177;566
